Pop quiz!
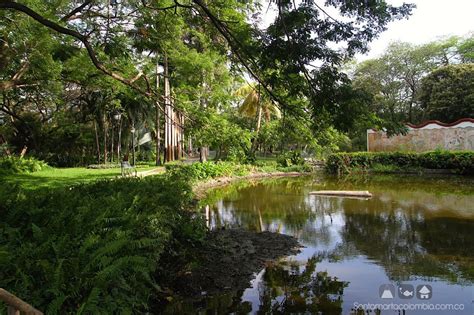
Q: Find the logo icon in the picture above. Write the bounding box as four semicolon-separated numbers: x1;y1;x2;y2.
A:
416;285;432;300
379;284;395;299
398;284;414;299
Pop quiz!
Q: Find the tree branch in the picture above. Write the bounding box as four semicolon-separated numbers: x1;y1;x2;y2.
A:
191;0;284;107
0;0;149;97
60;0;92;21
0;61;30;91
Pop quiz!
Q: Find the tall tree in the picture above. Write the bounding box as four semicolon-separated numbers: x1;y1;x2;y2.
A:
235;83;281;133
419;64;474;122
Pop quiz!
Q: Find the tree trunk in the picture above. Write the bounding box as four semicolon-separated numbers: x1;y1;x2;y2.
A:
117;118;122;161
251;87;263;155
131;123;136;166
155;55;162;166
200;147;208;163
188;136;193;156
110;120;115;163
94;120;101;164
199;81;208;163
173;108;182;161
103;116;108;164
256;105;262;133
170;102;175;161
19;145;27;158
163;52;173;163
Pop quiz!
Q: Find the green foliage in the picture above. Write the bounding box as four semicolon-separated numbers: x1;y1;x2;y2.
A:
0;175;206;314
0;0;416;167
0;156;50;174
165;158;312;182
165;161;254;182
419;64;474;122
190;110;252;163
458;36;474;63
277;150;305;167
349;35;474;143
277;164;313;173
326;151;474;175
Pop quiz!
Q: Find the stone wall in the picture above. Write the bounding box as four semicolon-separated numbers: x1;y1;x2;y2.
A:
367;120;474;152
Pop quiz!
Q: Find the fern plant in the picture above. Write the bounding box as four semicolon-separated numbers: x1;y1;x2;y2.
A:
0;175;206;314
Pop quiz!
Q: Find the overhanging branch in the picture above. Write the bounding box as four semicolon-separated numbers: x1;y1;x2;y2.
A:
0;0;148;96
0;0;192;126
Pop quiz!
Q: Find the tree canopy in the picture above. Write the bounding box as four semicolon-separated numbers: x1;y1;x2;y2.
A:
419;63;474;122
0;0;416;162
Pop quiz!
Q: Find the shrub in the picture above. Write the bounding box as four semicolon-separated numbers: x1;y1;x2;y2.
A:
278;164;313;173
0;175;206;314
0;156;50;174
326;151;474;175
165;161;254;181
277;151;305;167
166;159;313;182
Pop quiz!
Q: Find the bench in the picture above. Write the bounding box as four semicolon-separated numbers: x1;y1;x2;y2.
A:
121;161;137;177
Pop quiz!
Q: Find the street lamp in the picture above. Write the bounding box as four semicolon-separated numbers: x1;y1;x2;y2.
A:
131;126;136;166
113;112;122;163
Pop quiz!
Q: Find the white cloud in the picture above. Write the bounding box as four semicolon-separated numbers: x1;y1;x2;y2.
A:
261;0;474;61
357;0;474;60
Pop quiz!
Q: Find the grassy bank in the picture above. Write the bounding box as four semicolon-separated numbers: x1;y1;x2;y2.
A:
326;151;474;175
0;165;159;189
0;156;310;190
0;161;306;313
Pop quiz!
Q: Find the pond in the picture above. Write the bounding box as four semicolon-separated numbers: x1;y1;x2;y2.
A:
175;174;474;314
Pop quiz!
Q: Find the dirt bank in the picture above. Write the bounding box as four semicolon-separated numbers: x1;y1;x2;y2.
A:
155;172;305;309
162;229;301;298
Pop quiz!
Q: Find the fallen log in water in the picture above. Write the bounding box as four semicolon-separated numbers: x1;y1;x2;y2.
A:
309;190;372;198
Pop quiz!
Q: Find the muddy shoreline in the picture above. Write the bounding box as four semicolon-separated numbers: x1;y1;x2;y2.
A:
166;229;301;297
156;172;306;310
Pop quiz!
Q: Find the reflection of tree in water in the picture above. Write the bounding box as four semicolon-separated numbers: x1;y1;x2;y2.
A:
206;178;316;231
255;255;348;314
341;196;474;283
319;173;474;197
161;289;253;314
204;178;341;248
203;173;474;304
162;254;348;314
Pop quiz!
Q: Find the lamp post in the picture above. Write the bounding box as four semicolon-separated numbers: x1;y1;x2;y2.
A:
131;126;136;166
113;112;122;162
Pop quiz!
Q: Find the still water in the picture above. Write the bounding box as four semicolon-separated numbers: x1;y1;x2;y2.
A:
186;174;473;314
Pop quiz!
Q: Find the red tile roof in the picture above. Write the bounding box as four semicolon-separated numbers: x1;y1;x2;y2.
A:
406;118;474;129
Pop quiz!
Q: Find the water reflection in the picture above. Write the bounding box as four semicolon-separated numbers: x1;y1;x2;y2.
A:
254;255;348;314
189;175;474;313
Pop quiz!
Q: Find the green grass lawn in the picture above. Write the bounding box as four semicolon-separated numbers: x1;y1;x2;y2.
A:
1;165;161;190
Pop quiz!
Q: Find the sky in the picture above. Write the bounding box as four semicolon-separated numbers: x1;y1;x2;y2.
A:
357;0;474;60
261;0;474;61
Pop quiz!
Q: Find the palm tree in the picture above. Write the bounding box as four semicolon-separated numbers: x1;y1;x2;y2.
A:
234;83;281;134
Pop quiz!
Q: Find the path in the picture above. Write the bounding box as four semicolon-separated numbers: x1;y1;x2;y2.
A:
136;167;165;178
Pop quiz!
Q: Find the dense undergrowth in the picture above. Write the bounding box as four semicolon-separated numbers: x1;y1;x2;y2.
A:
326;151;474;175
0;174;206;314
0;158;313;313
0;156;50;174
166;160;312;182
